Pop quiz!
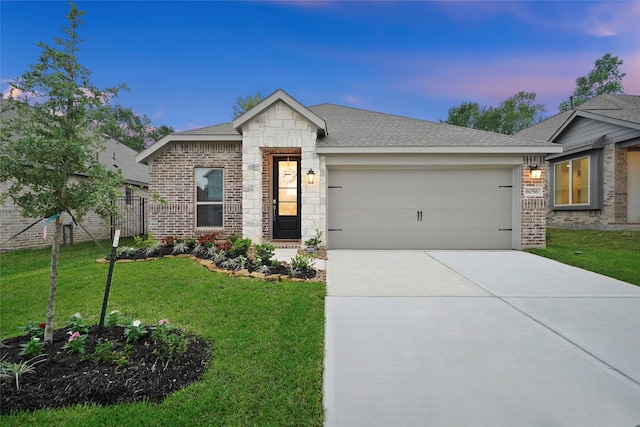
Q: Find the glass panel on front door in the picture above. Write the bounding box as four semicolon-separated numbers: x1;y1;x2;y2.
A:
273;157;301;239
278;160;298;216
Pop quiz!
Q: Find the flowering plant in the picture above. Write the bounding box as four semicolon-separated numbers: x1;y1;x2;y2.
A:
151;318;187;361
16;321;45;338
19;337;45;357
105;310;123;327
123;319;147;343
62;331;87;355
67;312;89;334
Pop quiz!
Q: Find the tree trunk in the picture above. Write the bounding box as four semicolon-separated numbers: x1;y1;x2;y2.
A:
44;217;62;344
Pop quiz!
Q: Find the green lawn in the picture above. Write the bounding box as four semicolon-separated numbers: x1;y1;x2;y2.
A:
0;242;325;426
529;228;640;286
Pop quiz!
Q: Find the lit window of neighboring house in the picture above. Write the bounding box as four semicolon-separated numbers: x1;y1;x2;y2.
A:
550;152;602;210
195;168;223;227
554;156;590;205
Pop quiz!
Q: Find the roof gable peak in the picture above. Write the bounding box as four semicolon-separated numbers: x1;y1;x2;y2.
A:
232;89;327;136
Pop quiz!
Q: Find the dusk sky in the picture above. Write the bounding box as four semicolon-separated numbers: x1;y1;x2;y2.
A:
2;1;639;132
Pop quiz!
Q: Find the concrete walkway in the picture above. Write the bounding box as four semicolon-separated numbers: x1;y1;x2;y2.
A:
324;250;640;426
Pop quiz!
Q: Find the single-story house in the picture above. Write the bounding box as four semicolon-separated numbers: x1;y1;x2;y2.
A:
517;94;640;230
137;89;563;250
1;99;149;250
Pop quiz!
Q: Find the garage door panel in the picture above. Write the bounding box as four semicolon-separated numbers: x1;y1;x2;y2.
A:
328;168;514;249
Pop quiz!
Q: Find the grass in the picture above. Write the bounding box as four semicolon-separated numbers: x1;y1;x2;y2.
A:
529;228;640;286
0;241;325;426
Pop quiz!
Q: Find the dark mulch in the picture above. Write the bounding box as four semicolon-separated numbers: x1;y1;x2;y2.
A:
1;325;210;414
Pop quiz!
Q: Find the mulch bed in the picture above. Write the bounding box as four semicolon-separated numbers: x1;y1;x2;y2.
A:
1;325;210;414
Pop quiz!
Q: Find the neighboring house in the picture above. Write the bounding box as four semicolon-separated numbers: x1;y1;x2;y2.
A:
517;94;640;230
0;101;149;250
137;89;562;250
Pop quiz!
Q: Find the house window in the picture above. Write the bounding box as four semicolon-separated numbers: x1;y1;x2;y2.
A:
196;168;223;227
554;156;590;206
125;187;133;205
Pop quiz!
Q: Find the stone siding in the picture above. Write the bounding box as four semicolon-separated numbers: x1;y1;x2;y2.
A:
241;101;322;243
147;142;243;239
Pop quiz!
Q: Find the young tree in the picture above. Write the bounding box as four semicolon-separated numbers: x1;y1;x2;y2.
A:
91;104;174;152
232;92;263;119
0;3;125;344
559;53;626;112
443;91;545;135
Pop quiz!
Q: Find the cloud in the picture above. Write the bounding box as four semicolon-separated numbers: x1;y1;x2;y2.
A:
393;50;638;115
342;94;363;106
586;1;640;37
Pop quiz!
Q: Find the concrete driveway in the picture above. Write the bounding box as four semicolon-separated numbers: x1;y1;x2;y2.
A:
323;250;640;426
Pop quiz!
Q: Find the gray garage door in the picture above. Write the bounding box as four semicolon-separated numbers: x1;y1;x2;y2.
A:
327;168;513;249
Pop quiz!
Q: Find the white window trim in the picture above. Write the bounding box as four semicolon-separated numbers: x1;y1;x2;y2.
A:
195;168;224;228
554;155;590;207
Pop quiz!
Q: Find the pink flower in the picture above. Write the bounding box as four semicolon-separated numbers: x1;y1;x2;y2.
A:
39;323;46;329
158;319;170;326
68;331;80;342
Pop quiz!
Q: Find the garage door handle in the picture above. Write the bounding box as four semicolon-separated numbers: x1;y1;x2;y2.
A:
417;210;423;222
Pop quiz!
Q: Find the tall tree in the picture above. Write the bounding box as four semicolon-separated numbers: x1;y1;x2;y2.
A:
91;104;174;152
0;3;125;344
443;91;545;135
559;53;626;112
232;92;262;119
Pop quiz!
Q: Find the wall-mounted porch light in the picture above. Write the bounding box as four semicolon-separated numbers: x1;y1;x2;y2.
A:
529;165;542;180
306;169;316;185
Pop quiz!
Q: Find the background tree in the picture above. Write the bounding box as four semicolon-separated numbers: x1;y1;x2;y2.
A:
0;3;125;344
232;92;263;119
443;91;545;135
559;53;626;112
91;104;174;152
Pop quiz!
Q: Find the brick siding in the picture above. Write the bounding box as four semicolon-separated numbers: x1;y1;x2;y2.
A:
147;142;243;240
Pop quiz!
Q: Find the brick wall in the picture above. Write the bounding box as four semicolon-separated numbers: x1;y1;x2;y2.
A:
0;179;146;251
147;142;243;240
547;144;635;230
521;155;548;248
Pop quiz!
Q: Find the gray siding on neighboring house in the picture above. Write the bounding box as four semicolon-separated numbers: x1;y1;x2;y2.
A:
555;117;640;148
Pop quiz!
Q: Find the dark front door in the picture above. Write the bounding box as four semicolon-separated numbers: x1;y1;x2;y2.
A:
273;157;301;239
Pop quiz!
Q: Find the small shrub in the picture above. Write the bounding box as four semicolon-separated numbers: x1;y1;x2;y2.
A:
152;320;188;362
254;243;275;265
133;234;158;248
85;340;129;366
304;229;323;248
116;246;137;257
290;252;316;270
197;232;220;246
229;238;252;258
160;236;178;246
19;337;45;357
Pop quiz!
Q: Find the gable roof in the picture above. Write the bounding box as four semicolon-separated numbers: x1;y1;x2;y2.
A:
517;94;640;142
137;92;561;164
232;89;327;136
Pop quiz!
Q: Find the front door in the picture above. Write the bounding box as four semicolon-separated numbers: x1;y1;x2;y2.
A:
273;157;301;239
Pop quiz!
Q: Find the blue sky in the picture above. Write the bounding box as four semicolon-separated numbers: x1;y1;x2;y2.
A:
2;1;638;132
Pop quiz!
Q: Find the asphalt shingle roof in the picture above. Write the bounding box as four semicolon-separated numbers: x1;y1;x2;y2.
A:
308;104;553;148
516;94;640;142
175;103;555;148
